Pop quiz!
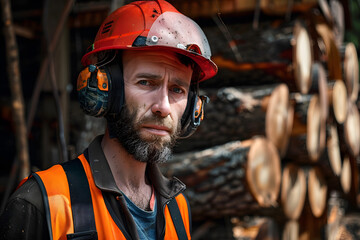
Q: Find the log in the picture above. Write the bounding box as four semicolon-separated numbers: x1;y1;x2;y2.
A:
289;122;342;194
201;20;314;94
315;21;342;80
163;137;281;220
247;137;281;207
303;9;342;81
342;154;359;207
326;122;342;178
343;101;360;157
328;80;348;124
282;220;299;240
307;166;328;218
308;62;329;122
330;0;345;49
280;164;306;220
286;94;326;161
174;85;279;153
340;155;352;195
266;84;293;157
340;42;359;102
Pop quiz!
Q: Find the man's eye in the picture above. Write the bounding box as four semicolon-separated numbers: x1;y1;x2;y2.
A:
138;80;149;86
172;87;183;94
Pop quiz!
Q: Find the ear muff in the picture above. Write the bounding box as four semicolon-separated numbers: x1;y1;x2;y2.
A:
77;57;124;117
180;91;209;138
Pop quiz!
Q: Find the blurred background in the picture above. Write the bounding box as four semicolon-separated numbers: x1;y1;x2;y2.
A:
0;0;359;239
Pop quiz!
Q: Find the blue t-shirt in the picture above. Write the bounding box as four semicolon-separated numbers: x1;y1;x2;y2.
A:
123;194;157;240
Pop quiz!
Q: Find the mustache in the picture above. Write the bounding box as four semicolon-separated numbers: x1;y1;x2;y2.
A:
136;114;176;133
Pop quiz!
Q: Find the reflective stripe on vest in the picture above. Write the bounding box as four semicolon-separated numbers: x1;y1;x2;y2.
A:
33;154;191;239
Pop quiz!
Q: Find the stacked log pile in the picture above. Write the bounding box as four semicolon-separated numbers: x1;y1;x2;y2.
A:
163;0;360;239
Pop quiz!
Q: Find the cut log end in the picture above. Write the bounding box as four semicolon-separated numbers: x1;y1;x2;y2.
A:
293;21;313;94
344;102;360;157
307;95;326;161
265;84;293;156
311;62;329;121
282;220;299;240
343;42;359;102
308;167;328;218
246;137;281;207
327;123;342;176
281;164;306;220
332;80;348;124
340;156;352;194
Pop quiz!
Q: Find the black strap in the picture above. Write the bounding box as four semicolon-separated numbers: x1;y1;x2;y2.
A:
32;173;54;240
167;198;188;240
62;158;98;240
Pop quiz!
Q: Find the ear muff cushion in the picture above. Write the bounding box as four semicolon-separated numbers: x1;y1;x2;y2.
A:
180;90;197;138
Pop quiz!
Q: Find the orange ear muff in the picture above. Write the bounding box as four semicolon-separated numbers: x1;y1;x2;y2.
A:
192;95;208;126
77;65;111;117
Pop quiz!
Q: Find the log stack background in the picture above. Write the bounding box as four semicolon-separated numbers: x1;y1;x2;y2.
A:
161;0;360;239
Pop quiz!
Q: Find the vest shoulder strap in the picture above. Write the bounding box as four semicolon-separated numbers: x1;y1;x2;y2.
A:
167;197;189;240
33;158;98;240
62;158;98;239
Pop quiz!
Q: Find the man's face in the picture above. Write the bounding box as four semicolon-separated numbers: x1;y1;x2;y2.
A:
108;49;193;163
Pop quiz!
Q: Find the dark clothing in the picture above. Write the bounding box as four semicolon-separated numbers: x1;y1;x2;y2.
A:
0;135;190;240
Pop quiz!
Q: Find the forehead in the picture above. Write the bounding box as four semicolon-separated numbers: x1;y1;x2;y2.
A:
122;49;193;81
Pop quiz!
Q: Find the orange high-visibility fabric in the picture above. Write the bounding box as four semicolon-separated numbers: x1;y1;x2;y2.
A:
36;164;74;240
164;193;191;239
35;154;190;239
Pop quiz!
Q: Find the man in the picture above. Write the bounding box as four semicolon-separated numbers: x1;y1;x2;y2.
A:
0;0;217;239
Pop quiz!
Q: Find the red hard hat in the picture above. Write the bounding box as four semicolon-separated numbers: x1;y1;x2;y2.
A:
81;0;217;82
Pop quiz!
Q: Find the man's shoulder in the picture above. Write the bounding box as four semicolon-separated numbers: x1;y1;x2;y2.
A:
9;177;44;213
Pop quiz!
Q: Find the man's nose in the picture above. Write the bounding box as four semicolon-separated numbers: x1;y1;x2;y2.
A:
151;88;171;117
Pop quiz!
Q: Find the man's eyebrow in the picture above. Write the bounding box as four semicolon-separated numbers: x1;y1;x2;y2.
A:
135;73;162;80
135;73;190;89
173;78;190;89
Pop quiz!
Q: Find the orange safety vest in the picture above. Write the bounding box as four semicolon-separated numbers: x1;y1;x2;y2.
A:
31;154;191;240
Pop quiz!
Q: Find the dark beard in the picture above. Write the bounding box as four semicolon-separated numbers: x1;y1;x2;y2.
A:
107;107;180;164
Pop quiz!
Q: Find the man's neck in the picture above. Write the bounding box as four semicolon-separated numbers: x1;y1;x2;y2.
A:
101;130;152;210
